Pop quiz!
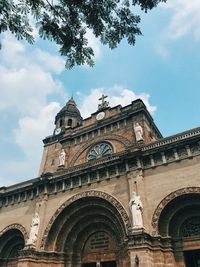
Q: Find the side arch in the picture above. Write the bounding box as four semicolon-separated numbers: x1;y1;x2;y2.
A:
41;190;131;250
69;134;131;167
0;224;27;265
151;187;200;236
0;224;28;240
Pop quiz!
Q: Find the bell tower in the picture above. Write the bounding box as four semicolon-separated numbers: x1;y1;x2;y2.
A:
54;97;82;134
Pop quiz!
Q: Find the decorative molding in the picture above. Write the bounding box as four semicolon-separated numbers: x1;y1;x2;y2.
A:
142;127;200;152
151;187;200;235
40;190;131;249
0;223;28;240
19;248;65;261
1;136;200;204
69;134;131;167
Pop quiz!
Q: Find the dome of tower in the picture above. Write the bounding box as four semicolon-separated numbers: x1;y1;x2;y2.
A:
58;97;81;116
55;97;82;129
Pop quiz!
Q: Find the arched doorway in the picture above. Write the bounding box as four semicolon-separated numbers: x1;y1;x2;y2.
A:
81;231;117;267
157;192;200;267
43;192;130;267
0;228;25;267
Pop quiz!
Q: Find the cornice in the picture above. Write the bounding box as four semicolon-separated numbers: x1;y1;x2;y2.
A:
0;127;199;207
142;127;200;152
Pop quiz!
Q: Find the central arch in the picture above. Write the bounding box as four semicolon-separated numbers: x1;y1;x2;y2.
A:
41;191;131;267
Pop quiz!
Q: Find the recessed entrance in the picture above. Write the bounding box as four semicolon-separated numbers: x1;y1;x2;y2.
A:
101;261;116;267
82;263;96;267
81;231;118;267
184;250;200;267
82;261;116;267
44;194;130;267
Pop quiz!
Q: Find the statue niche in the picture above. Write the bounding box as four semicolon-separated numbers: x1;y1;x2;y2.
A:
129;192;143;229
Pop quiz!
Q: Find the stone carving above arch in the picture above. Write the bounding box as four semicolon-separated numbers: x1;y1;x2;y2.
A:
151;187;200;236
69;134;131;167
40;190;131;250
0;223;28;240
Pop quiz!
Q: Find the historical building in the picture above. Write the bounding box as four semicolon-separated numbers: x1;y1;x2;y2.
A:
0;95;200;267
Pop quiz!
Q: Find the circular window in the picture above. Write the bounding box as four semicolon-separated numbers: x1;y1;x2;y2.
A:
87;143;113;161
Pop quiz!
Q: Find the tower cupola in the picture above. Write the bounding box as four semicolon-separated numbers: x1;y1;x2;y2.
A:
54;97;82;133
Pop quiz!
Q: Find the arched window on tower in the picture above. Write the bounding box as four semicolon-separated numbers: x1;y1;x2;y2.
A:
68;119;72;127
59;118;63;127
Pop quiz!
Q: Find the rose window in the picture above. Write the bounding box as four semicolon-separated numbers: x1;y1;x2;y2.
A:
87;143;113;161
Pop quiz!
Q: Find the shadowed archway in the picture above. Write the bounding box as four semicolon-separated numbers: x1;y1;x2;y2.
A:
43;192;130;267
0;226;26;267
156;191;200;266
158;193;200;238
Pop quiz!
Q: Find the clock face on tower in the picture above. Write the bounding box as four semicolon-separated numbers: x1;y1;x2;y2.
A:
96;111;105;121
55;127;61;135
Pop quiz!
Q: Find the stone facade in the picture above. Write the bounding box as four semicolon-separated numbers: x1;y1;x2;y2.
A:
0;97;200;267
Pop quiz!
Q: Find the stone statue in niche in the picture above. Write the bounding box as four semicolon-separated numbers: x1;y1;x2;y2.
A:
59;149;66;166
26;212;40;247
129;192;143;229
134;122;144;142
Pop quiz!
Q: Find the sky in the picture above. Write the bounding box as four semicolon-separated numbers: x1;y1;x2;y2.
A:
0;0;200;186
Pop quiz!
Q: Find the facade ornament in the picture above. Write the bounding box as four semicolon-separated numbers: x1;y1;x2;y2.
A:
69;134;131;167
98;94;109;110
134;122;144;142
129;192;143;229
59;149;66;166
26;211;40;247
87;143;113;161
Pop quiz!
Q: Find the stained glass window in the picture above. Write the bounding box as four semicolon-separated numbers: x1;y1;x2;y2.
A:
87;143;113;161
180;216;200;237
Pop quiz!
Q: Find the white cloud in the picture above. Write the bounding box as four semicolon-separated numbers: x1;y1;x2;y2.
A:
35;49;65;74
0;64;63;115
161;0;200;41
85;29;101;59
0;103;61;186
0;34;65;116
1;35;27;67
1;35;65;72
14;102;60;159
78;85;156;118
0;34;66;186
